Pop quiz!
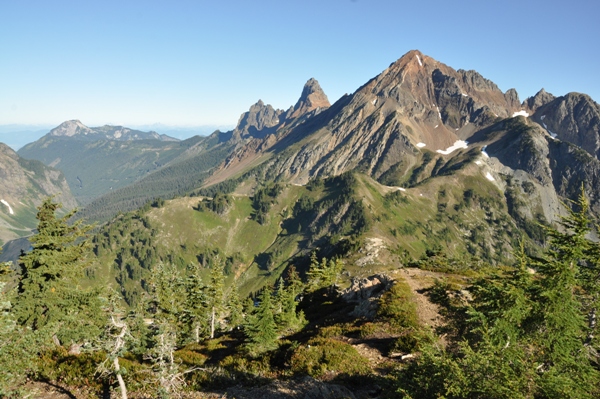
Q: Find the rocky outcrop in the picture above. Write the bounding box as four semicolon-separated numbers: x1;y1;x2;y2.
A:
524;88;556;113
232;100;284;140
341;274;394;319
548;139;600;215
0;143;76;243
532;93;600;159
285;78;331;119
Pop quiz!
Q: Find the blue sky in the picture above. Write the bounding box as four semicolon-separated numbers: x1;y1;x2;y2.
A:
1;0;598;129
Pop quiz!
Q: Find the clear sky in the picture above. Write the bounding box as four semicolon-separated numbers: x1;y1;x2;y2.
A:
1;0;598;128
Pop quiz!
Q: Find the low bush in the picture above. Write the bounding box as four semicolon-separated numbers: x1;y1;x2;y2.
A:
290;337;369;378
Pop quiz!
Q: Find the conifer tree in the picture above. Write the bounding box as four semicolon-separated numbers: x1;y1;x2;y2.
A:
149;262;185;325
206;256;225;339
307;253;343;292
274;268;306;333
13;198;104;346
397;189;600;398
180;264;208;343
226;282;244;329
245;285;278;353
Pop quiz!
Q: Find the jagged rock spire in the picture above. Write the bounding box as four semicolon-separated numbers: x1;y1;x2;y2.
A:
287;78;330;119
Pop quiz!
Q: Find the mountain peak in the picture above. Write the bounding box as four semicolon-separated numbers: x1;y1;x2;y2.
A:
49;120;92;137
287;78;330;119
524;88;556;112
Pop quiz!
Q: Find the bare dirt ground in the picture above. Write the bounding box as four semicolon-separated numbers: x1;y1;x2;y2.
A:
393;268;444;330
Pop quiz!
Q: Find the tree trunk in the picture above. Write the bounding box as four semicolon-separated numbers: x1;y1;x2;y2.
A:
113;357;128;399
210;307;215;339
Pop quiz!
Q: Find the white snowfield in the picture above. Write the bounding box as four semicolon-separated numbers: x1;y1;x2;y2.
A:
1;199;14;215
416;55;423;66
485;172;495;181
416;142;426;148
437;140;468;155
512;110;530;117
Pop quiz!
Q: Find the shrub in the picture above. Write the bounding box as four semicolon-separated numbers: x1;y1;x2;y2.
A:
377;279;419;330
290;337;369;378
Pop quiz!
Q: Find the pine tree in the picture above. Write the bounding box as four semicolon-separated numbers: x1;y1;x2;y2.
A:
274;267;306;333
149;262;185;325
206;256;225;339
226;282;244;330
245;285;278;353
307;253;343;292
396;189;600;398
12;198;104;346
180;264;208;343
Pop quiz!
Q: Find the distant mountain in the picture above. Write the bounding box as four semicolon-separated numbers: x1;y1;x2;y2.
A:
0;142;76;246
76;79;333;222
45;119;178;141
18;121;195;205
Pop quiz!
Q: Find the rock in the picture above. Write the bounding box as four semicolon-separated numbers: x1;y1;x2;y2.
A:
533;92;600;159
524;88;556;112
224;376;357;399
285;78;331;119
341;274;394;319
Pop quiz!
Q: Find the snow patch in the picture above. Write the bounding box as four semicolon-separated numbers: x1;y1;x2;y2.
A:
434;124;439;128
416;55;423;66
512;110;530;117
475;160;483;165
548;130;557;138
1;199;14;215
481;145;489;158
416;142;426;148
541;115;546;120
398;187;406;192
371;98;377;106
485;172;495;181
436;106;442;120
543;122;547;129
437;140;468;155
461;93;468;97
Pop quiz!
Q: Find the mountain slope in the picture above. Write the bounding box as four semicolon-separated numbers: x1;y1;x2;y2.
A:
18;120;189;204
208;50;524;187
0;143;76;245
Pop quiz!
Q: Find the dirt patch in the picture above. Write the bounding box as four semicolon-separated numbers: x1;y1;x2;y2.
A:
393;268;444;329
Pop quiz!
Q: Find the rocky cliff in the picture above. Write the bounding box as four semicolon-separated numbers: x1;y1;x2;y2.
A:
0;143;76;244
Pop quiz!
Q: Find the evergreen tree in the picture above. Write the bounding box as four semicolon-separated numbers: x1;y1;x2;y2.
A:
307;253;343;292
397;190;600;398
180;264;208;343
149;262;185;325
206;256;225;339
226;282;244;329
274;267;306;333
12;198;104;346
245;285;278;353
